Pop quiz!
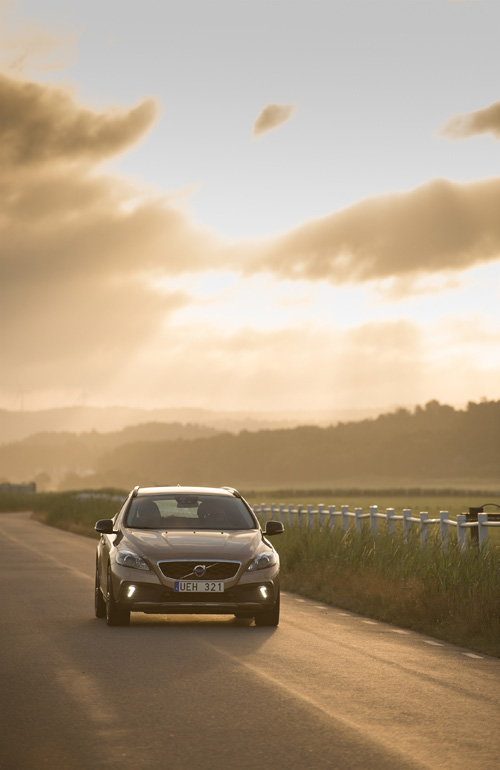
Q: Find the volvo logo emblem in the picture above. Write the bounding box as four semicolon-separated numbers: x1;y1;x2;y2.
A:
193;564;207;578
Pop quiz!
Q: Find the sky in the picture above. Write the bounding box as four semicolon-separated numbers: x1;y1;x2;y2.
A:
0;0;499;417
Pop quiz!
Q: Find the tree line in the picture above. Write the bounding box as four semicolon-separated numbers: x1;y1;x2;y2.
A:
85;400;500;490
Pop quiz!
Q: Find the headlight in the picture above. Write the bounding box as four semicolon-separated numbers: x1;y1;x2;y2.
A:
116;550;150;571
247;550;277;571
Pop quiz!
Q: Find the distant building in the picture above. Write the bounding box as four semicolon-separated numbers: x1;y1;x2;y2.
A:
0;482;36;494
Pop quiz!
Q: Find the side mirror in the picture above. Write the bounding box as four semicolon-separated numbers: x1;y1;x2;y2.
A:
263;520;284;536
95;519;116;534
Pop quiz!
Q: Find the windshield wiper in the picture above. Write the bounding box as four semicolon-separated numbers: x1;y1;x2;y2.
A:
127;525;161;530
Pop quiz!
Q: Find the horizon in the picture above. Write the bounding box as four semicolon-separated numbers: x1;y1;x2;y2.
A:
1;1;499;414
0;396;492;421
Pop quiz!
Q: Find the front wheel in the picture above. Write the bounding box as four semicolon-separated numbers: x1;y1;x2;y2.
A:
94;560;106;618
106;567;130;627
254;594;280;627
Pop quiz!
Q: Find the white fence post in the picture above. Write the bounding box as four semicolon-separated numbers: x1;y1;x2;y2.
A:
440;511;449;549
478;512;489;549
256;499;477;551
456;514;467;550
403;509;412;541
386;508;395;536
420;512;428;546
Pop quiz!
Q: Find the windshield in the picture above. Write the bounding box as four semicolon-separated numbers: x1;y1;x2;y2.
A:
125;494;256;531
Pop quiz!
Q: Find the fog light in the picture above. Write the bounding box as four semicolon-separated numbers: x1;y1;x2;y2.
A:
259;586;268;599
127;585;136;598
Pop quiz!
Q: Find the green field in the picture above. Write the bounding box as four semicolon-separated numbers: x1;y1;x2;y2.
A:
246;491;500;544
245;491;500;517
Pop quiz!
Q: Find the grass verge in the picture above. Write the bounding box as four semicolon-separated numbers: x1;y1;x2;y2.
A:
0;490;125;536
274;524;500;657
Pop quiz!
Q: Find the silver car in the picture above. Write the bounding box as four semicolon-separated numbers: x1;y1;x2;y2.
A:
94;486;283;627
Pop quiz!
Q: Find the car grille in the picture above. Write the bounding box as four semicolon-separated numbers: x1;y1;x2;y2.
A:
161;590;237;604
158;560;240;580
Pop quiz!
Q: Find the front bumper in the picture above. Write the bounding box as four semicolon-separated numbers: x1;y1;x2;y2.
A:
115;579;279;615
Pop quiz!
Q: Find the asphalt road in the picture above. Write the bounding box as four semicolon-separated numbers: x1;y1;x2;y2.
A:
1;512;500;770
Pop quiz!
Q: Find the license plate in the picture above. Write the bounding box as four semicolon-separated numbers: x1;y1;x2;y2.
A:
174;581;224;593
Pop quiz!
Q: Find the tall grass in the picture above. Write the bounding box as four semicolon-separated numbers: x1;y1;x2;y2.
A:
274;522;500;656
0;491;125;536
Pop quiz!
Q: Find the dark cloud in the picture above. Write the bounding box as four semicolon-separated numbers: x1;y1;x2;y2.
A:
252;103;296;138
246;178;500;285
0;73;157;167
0;72;226;395
2;277;189;369
440;99;500;140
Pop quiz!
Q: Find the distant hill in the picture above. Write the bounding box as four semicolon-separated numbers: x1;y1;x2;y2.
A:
0;404;385;444
84;400;499;491
0;422;219;488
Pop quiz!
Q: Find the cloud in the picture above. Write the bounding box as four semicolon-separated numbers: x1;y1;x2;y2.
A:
0;72;227;398
0;73;158;167
244;177;500;286
440;99;500;140
2;278;190;370
252;103;296;138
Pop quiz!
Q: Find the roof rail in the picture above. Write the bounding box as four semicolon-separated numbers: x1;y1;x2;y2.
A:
222;486;241;498
131;486;140;497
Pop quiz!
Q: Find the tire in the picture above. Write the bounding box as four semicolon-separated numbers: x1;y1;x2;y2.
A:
254;593;280;627
94;560;106;618
106;567;130;627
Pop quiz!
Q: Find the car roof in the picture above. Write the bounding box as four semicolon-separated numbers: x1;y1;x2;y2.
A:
134;486;239;497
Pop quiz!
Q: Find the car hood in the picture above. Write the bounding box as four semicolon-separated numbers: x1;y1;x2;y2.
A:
123;528;263;563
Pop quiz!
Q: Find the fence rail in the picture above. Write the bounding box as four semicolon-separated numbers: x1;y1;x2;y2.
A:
254;503;500;550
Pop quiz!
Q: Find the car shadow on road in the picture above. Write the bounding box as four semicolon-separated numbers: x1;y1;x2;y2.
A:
68;613;278;662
